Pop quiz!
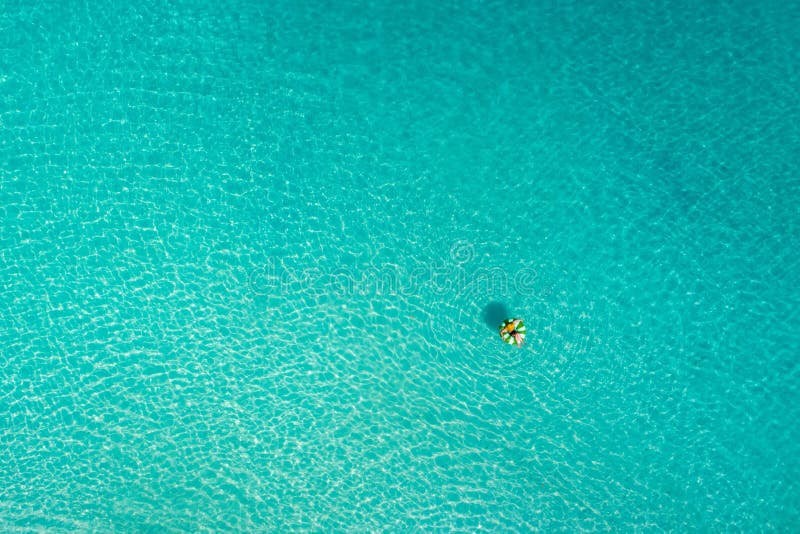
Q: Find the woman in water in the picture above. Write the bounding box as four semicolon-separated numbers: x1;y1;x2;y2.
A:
500;318;526;347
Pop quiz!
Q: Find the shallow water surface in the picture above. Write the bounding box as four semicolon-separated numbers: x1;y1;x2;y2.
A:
1;0;799;530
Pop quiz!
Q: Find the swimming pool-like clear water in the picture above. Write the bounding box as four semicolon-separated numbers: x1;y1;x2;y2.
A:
2;0;799;531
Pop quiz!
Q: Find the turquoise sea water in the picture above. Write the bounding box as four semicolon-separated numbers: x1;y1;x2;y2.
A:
2;0;799;530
